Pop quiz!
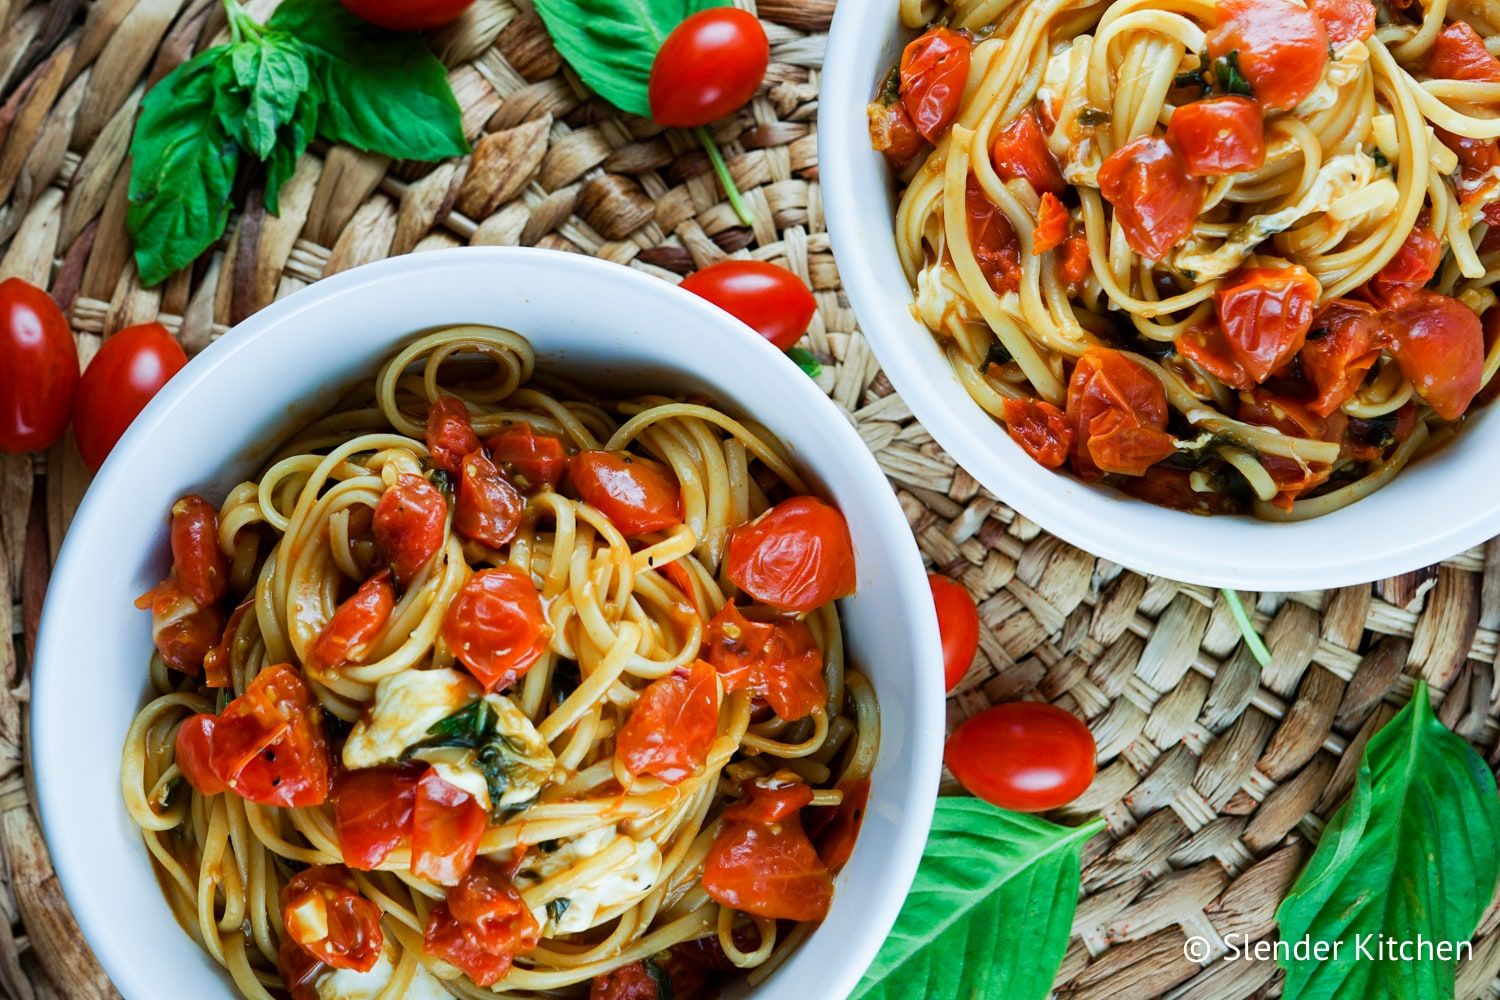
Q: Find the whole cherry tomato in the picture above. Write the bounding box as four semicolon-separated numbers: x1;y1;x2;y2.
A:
424;859;541;986
487;423;568;491
1301;299;1381;416
73;322;187;471
1428;21;1500;81
170;495;229;607
310;570;395;674
1098;136;1203;261
338;0;473;31
990;106;1065;196
372;474;447;587
411;767;487;885
679;260;818;352
1380;290;1484;421
1002;397;1073;469
1311;0;1375;47
1066;350;1175;478
425;395;481;477
1369;212;1441;307
616;658;720;784
0;278;77;453
280;866;384;973
702;777;831;921
928;574;979;691
899;27;972;143
944;701;1096;811
725;496;856;613
1206;0;1329;111
570;450;683;536
331;761;423;870
648;8;769;128
707;602;826;720
1033;193;1070;255
175;713;227;795
1197;265;1321;387
1165;96;1265;176
967;175;1022;294
441;566;549;691
455;449;525;548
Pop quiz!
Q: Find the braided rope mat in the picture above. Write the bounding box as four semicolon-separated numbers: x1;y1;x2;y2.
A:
1;0;1498;997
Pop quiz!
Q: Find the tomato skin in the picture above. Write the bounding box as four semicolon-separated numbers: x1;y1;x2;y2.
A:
424;859;541;987
169;495;229;608
1380;290;1484;421
809;777;870;872
928;574;979;691
1206;0;1329;111
1066;350;1175;478
966;175;1022;295
73;322;187;471
338;0;473;31
1165;96;1265;176
310;570;395;674
1369;213;1441;307
441;566;549;692
944;701;1096;811
726;496;856;613
425;395;481;477
0;278;77;453
411;768;488;885
1097;136;1203;261
1060;234;1091;289
867;99;924;169
1428;21;1500;82
991;107;1065;197
175;714;227;795
455;449;525;548
135;577;222;675
591;961;666;1000
277;935;322;1000
1205;265;1322;387
209;664;331;807
706;603;826;720
280;865;384;973
332;762;423;870
1311;0;1375;47
899;27;972;143
679;261;818;352
648;8;769;128
1033;193;1069;255
372;474;447;587
1302;299;1382;416
616;658;720;784
570;450;683;537
1002;397;1074;469
702;778;832;921
486;424;568;491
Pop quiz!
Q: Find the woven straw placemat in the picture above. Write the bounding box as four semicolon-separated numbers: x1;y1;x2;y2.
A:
1;0;1498;997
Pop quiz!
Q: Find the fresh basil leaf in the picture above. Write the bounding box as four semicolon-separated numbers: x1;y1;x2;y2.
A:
263;78;320;215
786;346;822;378
212;33;310;160
851;798;1104;1000
1275;681;1500;1000
418;700;495;746
1213;51;1253;97
267;0;468;159
531;0;731;117
127;48;242;288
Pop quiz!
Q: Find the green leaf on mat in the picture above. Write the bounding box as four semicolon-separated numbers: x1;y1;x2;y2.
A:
1275;680;1500;1000
786;347;822;378
851;798;1104;1000
211;32;310;160
263;78;321;214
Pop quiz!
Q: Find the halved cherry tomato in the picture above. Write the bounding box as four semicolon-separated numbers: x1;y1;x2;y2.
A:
1165;96;1265;176
1437;127;1500;206
1202;265;1321;387
332;762;423;870
411;768;488;885
1206;0;1329;111
203;600;250;688
1002;397;1074;469
1066;350;1176;477
0;278;77;453
648;8;769;128
944;701;1096;811
1239;388;1338;440
724;776;813;823
591;961;669;1000
702;777;832;921
616;658;720;784
169;495;228;608
991;106;1065;196
373;474;447;587
209;664;331;807
426;395;481;477
1097;136;1203;260
339;0;472;30
175;713;227;795
1428;21;1500;82
707;603;826;720
679;260;818;352
280;865;384;973
1311;0;1375;47
277;935;321;1000
455;449;525;548
868;99;924;169
135;577;222;675
570;450;683;536
1060;234;1091;288
1033;193;1070;255
1369;212;1441;307
424;859;541;986
808;777;870;872
1259;454;1334;511
1302;299;1382;416
928;574;979;691
1380;290;1484;420
899;27;972;143
442;566;549;691
966;175;1023;295
726;496;856;613
310;570;394;674
74;322;187;471
487;423;568;491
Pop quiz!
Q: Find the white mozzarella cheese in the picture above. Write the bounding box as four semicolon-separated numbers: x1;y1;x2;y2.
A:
342;669;479;770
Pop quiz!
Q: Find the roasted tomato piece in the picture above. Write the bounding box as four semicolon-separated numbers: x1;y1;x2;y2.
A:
966;175;1023;295
1065;350;1175;477
425;395;482;477
309;570;394;674
1379;290;1484;420
723;775;814;823
209;664;331;807
331;761;423;870
1201;265;1321;387
1033;193;1070;255
725;496;856;613
441;566;550;692
170;495;229;607
486;423;568;491
411;767;488;885
702;777;832;922
899;27;972;143
570;450;683;537
991;106;1066;196
1002;397;1074;469
1206;0;1329;110
135;577;222;676
455;449;525;548
202;600;251;689
424;859;541;986
372;474;447;587
1302;299;1381;416
1165;96;1265;176
1428;21;1500;82
616;658;720;784
591;960;674;1000
707;603;826;720
1097;136;1203;260
868;98;924;169
280;865;384;972
1311;0;1375;47
175;713;227;796
1060;234;1091;288
808;777;871;872
1369;212;1441;307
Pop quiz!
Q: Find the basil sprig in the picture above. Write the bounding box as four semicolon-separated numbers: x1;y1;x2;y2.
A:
1276;681;1500;999
127;0;468;287
852;797;1105;1000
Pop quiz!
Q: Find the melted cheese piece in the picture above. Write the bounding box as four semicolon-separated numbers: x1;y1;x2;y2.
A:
343;669;479;769
517;826;664;934
315;948;453;1000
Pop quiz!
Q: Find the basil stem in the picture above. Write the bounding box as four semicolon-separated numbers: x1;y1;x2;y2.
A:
695;126;754;227
1221;588;1271;667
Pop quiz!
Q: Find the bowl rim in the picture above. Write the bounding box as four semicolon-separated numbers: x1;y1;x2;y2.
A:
817;0;1500;590
29;246;942;1000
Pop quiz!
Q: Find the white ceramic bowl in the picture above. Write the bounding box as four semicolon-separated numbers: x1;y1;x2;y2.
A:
819;1;1500;590
30;248;942;1000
